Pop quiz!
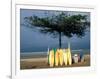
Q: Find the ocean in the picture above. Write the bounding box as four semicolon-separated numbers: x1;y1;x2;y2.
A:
20;49;90;59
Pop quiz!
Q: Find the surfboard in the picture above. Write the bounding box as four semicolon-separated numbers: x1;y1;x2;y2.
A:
67;48;72;65
53;48;56;65
63;49;68;66
59;49;63;66
47;47;50;65
55;49;59;66
49;50;54;67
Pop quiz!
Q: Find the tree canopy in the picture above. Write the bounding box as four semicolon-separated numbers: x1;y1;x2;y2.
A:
23;12;90;48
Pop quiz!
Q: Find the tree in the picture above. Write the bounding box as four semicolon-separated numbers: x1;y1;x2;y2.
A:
24;12;66;48
61;14;90;48
23;12;90;48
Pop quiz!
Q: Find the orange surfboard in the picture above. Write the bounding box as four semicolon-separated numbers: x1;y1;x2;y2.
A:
55;49;59;66
59;49;63;66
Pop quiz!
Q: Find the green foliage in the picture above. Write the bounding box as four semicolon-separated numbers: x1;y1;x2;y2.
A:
62;14;90;38
24;12;90;48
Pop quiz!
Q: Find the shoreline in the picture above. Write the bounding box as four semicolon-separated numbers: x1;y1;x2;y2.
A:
20;54;90;69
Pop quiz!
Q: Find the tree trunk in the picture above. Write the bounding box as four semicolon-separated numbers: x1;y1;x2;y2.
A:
59;32;61;48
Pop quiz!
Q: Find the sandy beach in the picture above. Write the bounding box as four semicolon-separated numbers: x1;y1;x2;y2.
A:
20;54;90;69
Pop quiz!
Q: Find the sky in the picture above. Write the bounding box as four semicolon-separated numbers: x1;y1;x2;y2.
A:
20;9;90;52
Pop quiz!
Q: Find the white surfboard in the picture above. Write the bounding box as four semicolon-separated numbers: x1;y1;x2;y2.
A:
47;47;50;65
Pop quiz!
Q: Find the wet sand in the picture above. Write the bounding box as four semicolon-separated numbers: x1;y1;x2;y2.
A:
20;54;90;69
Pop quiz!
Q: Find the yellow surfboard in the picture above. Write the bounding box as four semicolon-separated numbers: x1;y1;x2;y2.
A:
49;50;54;67
59;49;63;66
67;48;72;65
47;48;50;65
55;49;59;66
63;49;68;66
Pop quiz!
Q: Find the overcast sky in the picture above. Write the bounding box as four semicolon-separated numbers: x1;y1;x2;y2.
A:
20;9;90;52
